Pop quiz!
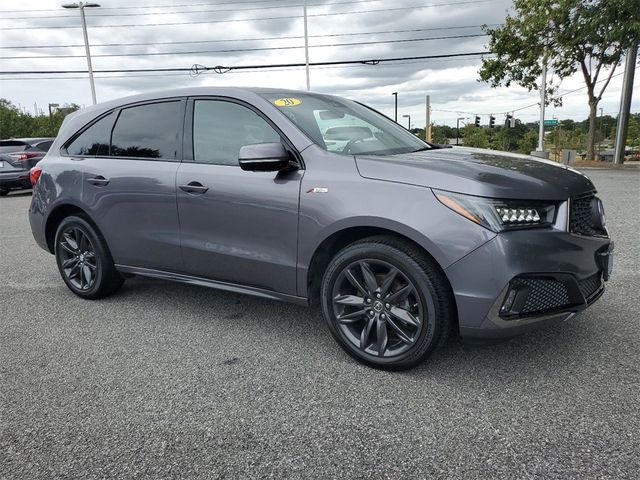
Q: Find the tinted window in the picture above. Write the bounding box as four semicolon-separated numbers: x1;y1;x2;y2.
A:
66;113;113;156
193;100;280;166
36;141;53;152
111;101;181;160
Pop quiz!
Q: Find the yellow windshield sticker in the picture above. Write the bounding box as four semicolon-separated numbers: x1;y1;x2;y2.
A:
274;97;302;107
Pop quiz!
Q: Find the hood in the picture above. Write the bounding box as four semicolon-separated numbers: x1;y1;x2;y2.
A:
355;146;595;200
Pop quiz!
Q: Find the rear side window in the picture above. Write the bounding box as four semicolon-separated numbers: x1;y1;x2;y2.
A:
36;141;53;152
193;100;280;166
66;113;114;156
111;101;181;160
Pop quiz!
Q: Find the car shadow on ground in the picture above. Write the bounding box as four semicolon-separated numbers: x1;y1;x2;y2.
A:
110;274;600;380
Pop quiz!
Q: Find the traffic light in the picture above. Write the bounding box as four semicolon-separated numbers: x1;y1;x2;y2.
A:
474;115;480;127
489;115;495;128
505;114;515;128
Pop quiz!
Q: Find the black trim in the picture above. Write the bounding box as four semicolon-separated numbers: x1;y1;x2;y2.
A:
115;264;309;306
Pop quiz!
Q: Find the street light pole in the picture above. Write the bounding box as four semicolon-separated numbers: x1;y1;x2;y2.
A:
392;92;398;122
62;2;100;105
402;114;411;131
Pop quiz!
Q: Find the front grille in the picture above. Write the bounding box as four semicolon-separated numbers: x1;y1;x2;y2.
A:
511;277;571;315
569;193;607;237
578;272;603;301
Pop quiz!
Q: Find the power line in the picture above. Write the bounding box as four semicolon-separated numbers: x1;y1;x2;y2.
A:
0;51;490;75
0;24;495;50
0;34;486;60
431;69;632;117
0;0;340;14
2;0;379;19
0;55;488;81
0;0;492;30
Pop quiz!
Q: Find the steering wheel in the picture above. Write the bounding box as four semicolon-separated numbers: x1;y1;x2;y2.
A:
342;138;365;154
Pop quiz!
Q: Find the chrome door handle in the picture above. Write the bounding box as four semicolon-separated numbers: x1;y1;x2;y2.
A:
179;182;209;194
87;176;109;186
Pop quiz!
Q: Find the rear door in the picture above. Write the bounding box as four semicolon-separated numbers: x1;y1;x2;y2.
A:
176;97;303;295
70;99;185;271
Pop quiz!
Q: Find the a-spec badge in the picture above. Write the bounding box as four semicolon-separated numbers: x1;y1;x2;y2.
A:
307;187;328;193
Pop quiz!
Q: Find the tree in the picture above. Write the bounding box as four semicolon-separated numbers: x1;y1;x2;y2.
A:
479;0;640;160
461;125;489;148
431;124;455;144
0;99;78;138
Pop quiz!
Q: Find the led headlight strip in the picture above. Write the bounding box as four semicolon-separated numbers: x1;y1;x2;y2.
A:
433;190;556;232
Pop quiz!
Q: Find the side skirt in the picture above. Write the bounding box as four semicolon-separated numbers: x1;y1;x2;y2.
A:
115;265;310;306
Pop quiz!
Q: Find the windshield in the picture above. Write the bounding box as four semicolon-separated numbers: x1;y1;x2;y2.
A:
260;93;429;155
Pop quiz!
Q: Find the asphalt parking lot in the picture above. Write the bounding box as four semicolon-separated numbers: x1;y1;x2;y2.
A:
1;169;639;479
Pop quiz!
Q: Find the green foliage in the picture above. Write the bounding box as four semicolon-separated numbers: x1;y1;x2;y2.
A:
431;124;455;144
0;98;78;139
479;0;640;159
517;128;539;153
461;125;489;148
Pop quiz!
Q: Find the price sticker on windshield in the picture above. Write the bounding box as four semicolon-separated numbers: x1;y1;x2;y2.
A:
274;98;302;107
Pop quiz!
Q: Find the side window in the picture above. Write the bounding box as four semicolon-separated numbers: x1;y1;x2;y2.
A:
35;141;53;152
193;100;281;166
65;112;114;156
111;101;181;160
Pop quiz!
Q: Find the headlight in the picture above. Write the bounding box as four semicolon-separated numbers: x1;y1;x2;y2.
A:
433;189;556;232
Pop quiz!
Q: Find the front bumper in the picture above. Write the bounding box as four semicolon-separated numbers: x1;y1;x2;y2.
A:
0;170;31;190
445;227;612;340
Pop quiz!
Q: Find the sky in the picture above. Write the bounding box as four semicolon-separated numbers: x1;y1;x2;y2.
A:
0;0;637;129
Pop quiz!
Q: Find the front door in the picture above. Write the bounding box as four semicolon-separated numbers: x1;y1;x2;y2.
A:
176;98;302;295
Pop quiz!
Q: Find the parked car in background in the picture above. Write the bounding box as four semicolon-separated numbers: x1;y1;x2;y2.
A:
0;138;54;196
28;88;613;370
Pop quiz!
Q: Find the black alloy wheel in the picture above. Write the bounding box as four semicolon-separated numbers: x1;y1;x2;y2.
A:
54;216;124;299
331;259;424;358
321;236;453;370
58;226;99;291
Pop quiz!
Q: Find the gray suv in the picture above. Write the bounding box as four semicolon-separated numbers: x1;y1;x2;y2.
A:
29;88;613;370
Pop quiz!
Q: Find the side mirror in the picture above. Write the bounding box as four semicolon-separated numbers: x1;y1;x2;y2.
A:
238;142;292;172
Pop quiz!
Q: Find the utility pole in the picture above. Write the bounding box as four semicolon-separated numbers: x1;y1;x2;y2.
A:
537;61;547;153
392;92;398;122
598;107;603;159
456;117;465;145
614;44;637;165
62;2;100;105
425;95;431;142
303;1;310;91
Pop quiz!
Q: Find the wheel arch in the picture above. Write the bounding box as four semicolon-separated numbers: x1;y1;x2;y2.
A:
305;222;451;305
44;203;100;253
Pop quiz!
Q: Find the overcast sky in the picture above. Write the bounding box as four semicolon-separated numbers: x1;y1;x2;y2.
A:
0;0;637;128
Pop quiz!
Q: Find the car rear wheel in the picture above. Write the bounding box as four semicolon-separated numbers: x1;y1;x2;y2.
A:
0;189;9;197
321;236;453;370
54;216;124;299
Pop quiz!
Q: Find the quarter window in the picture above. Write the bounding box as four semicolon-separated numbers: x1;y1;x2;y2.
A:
111;101;181;160
193;100;281;166
65;112;114;156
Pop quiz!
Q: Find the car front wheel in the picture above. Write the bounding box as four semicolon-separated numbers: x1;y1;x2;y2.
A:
321;236;454;370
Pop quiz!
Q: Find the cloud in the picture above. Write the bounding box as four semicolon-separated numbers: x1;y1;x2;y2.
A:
0;0;636;126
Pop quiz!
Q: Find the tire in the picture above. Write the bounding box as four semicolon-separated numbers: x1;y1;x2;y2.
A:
0;189;9;197
54;215;124;299
320;236;454;370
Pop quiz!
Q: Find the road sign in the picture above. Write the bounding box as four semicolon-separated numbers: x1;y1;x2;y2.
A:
543;119;559;126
